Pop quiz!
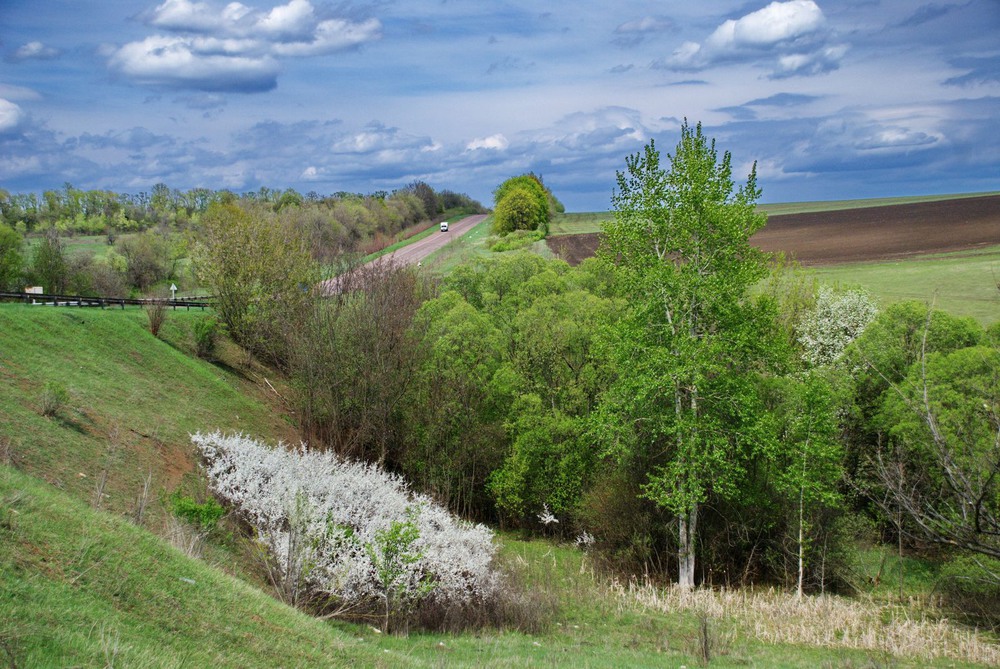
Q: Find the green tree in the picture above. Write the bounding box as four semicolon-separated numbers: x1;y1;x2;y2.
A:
765;370;843;596
876;344;1000;559
0;223;24;290
403;289;507;518
30;231;69;293
192;202;318;366
492;185;541;235
595;122;774;588
492;174;551;236
365;511;435;634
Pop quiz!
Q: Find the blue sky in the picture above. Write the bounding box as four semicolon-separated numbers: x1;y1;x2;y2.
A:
1;0;998;211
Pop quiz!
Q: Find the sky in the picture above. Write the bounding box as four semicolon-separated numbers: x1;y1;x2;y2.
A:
1;0;998;211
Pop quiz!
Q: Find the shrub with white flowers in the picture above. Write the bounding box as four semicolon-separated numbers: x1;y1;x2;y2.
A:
537;503;559;526
797;287;877;367
191;431;499;627
575;531;595;550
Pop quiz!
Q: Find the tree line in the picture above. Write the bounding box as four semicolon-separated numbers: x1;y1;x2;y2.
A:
0;182;485;296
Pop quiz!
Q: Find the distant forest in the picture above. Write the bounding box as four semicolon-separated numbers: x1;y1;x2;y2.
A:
0;182;485;253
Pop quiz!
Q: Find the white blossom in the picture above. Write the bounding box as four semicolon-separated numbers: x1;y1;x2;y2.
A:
537;503;558;526
191;431;499;608
797;287;877;367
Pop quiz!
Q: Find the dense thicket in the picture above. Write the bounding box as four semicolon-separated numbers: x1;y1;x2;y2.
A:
134;125;998;626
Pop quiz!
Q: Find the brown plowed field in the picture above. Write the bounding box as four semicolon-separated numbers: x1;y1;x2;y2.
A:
547;194;1000;266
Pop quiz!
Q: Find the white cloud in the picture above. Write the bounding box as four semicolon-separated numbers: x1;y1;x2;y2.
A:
109;36;280;92
614;16;675;46
10;41;61;61
258;0;315;39
0;99;25;134
706;0;824;49
110;0;381;92
466;134;509;151
666;0;845;77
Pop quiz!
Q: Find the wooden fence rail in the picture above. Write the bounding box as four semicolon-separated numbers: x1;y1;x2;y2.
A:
0;291;213;310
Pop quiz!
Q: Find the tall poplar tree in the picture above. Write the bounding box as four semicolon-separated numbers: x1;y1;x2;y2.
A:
596;121;774;588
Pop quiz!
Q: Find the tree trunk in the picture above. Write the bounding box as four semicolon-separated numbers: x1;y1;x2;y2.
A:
678;503;698;589
797;483;804;598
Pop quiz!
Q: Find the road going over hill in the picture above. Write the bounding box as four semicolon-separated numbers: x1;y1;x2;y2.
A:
385;214;487;266
320;214;487;294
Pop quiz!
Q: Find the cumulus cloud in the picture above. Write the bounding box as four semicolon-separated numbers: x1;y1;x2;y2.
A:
466;134;509;151
8;41;61;62
0;99;25;134
664;0;846;77
108;0;381;92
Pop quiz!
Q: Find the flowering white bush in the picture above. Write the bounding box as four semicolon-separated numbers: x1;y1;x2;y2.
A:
537;504;558;526
191;431;499;618
797;287;877;367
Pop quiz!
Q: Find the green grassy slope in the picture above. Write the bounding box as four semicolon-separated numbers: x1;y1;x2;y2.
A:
0;305;298;520
0;464;392;668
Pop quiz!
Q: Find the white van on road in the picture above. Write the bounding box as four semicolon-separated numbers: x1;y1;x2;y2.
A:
440;221;449;232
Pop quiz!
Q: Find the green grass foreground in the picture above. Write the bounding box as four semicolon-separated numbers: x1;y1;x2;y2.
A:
0;464;383;668
2;468;995;668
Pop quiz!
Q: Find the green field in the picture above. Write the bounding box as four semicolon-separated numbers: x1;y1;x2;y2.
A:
810;246;1000;324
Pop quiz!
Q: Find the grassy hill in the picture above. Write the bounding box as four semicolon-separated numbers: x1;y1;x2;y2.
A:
0;305;299;521
0;464;388;668
2;303;999;667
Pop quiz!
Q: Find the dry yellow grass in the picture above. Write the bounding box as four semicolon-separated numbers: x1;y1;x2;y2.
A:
615;580;1000;666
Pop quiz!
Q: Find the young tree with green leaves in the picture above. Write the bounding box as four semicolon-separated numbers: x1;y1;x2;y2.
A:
29;230;69;293
766;370;843;596
596;121;775;588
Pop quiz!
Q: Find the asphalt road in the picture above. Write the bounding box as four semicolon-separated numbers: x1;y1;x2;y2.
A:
319;214;487;294
383;214;487;266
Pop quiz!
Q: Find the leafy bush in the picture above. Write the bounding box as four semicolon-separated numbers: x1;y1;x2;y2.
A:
168;491;225;530
192;432;500;629
192;315;221;359
487;229;544;252
939;554;1000;630
39;381;69;417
